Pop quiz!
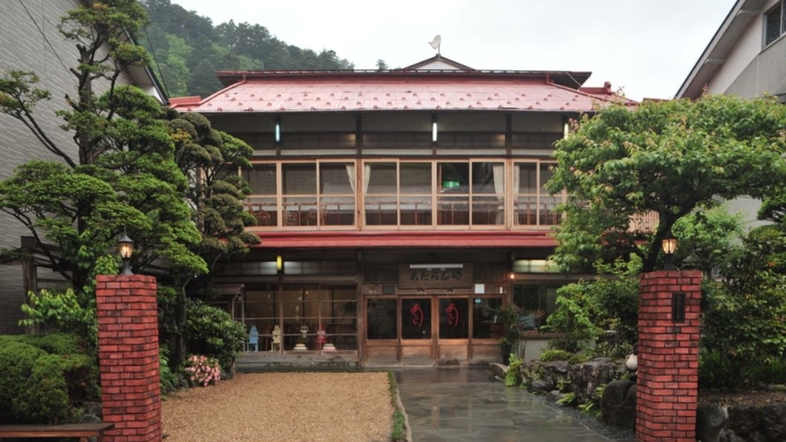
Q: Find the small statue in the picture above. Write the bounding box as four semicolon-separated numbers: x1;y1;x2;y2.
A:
248;325;259;352
271;325;281;351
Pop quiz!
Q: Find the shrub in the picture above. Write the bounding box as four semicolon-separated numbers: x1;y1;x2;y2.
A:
0;342;45;419
19;289;97;348
539;349;574;362
702;226;786;387
160;345;182;394
184;299;246;371
184;354;221;387
505;354;524;387
0;335;98;424
16;354;98;424
0;332;87;356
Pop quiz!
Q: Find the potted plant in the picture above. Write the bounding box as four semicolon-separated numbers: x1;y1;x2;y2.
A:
491;305;523;365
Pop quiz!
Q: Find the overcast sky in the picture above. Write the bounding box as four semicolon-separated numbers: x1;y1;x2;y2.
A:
178;0;736;101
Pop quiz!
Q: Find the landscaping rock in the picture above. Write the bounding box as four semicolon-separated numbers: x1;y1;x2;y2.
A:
600;379;635;429
718;430;746;442
569;358;626;405
761;403;786;441
541;360;569;374
530;379;554;393
489;363;507;380
546;390;565;403
696;404;727;442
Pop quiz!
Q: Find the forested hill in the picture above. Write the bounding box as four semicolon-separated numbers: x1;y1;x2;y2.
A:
139;0;354;98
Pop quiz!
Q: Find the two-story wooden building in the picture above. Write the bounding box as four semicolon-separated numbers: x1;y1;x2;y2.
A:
170;55;633;367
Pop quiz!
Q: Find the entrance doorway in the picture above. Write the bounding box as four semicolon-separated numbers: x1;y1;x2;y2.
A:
365;294;502;366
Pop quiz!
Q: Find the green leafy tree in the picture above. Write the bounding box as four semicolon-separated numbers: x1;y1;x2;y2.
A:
0;1;206;303
548;95;786;272
162;111;259;368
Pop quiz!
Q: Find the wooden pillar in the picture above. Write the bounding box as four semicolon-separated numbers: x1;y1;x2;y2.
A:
636;270;701;442
96;275;162;442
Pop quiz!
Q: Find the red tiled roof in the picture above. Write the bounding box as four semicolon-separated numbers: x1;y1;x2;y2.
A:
252;230;557;249
170;71;635;114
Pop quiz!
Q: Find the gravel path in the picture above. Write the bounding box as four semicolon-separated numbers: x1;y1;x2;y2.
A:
162;372;394;442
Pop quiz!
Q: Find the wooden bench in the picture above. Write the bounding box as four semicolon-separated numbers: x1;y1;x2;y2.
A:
0;422;113;441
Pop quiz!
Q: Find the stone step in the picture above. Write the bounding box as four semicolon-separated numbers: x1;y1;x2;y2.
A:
236;351;360;372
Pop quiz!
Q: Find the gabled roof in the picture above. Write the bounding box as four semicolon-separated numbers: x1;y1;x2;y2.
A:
404;54;475;70
169;71;634;114
676;0;766;99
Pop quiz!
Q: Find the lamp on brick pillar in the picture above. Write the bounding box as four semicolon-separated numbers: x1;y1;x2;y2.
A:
118;232;134;275
661;230;677;270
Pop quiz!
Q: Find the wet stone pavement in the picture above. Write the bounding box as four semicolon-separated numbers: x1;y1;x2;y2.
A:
395;368;614;442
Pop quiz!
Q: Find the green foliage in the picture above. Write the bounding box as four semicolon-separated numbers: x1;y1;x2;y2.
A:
543;257;640;352
140;0;353;97
488;305;523;347
0;332;88;356
701;226;786;387
671;205;744;275
505;354;525;387
745;357;786;386
19;289;97;348
386;372;406;441
0;342;45;419
590;340;633;360
698;350;741;390
159;345;182;395
548;95;786;272
556;391;576;406
184;299;246;370
0;335;98;424
539;349;575;362
16;353;98;424
0;0;208;302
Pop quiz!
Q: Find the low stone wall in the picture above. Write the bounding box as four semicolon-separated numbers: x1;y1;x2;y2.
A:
600;389;786;441
697;402;786;442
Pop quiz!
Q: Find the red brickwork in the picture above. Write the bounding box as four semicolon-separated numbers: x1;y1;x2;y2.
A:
636;270;701;442
96;275;162;442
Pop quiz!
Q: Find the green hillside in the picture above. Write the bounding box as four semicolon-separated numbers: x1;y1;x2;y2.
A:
139;0;354;98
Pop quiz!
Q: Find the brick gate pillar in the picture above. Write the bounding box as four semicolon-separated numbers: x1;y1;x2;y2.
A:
636;270;701;442
96;275;162;442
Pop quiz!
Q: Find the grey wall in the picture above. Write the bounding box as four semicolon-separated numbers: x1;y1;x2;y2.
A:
725;36;786;98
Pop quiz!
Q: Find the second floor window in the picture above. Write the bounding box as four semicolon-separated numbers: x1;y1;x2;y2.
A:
765;2;785;47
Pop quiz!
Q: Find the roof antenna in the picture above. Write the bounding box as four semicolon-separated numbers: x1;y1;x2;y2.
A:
429;34;441;56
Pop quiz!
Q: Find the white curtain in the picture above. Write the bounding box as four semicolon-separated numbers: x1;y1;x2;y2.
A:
363;164;372;193
492;163;505;225
493;163;505;197
345;164;356;193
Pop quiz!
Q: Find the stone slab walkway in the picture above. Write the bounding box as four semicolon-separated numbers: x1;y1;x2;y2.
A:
395;368;614;442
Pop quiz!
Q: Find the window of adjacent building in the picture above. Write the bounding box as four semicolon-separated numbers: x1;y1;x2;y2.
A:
765;3;785;46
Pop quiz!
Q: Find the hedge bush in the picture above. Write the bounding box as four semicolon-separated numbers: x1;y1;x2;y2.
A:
184;299;246;371
0;333;98;424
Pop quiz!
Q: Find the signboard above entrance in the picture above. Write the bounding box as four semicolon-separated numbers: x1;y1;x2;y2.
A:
399;264;473;289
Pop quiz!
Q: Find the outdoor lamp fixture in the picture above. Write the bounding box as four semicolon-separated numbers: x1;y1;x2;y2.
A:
274;117;281;143
276;255;283;271
118;232;134;275
661;230;678;270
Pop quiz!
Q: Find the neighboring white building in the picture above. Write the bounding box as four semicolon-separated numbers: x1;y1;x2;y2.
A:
677;0;784;227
